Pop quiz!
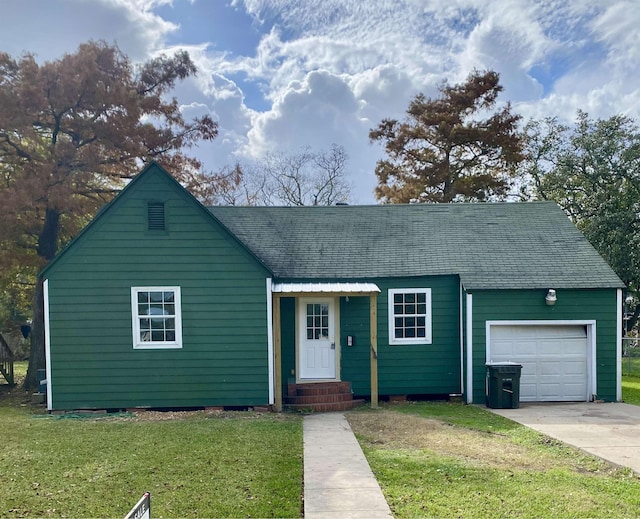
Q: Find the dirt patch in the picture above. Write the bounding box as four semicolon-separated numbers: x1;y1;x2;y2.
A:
347;410;555;471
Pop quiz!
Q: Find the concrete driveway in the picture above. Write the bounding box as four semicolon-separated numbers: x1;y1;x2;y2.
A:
489;402;640;474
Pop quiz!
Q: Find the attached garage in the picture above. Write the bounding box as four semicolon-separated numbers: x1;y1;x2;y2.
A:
487;322;595;402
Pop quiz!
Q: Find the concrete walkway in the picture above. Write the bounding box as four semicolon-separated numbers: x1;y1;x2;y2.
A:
303;412;393;519
489;402;640;473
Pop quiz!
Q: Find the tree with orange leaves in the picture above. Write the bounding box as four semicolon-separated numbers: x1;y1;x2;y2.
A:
0;41;218;388
370;70;523;203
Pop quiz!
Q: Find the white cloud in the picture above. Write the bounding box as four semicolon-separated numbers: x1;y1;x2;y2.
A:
3;0;640;202
247;70;360;155
0;0;176;62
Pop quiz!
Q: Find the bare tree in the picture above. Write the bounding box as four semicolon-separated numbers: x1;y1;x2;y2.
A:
204;145;353;206
258;145;352;206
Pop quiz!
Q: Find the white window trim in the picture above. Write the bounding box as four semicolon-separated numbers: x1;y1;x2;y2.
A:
131;286;183;349
388;288;432;345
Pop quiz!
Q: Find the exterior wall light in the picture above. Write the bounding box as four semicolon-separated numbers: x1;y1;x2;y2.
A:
545;289;557;306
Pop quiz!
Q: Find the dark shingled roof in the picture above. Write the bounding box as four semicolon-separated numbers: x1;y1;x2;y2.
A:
208;201;624;290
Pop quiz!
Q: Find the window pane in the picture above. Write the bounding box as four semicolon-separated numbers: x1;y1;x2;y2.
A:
405;328;415;338
321;316;328;327
138;292;149;303
394;294;403;303
406;317;415;327
394;304;403;315
166;331;175;341
417;292;426;303
151;318;165;330
150;291;163;302
166;318;175;329
138;304;148;315
151;330;164;341
307;330;313;340
140;331;150;342
163;291;174;302
417;328;426;338
315;316;320;327
307;316;313;327
417;304;426;314
405;293;415;303
314;329;320;340
406;304;415;314
395;317;403;328
417;316;426;326
164;304;175;315
395;329;403;338
140;318;150;329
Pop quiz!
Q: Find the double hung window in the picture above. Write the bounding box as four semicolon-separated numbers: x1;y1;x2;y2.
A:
131;287;182;349
388;288;432;345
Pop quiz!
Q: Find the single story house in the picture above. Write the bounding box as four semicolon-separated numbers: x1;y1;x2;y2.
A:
42;162;625;411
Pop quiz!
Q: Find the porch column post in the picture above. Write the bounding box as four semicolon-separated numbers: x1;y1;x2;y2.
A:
370;293;379;408
273;294;283;412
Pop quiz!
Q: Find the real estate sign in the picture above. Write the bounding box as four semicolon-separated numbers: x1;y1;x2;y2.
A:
125;492;150;519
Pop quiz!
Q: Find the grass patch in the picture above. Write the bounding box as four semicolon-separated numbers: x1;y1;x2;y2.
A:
623;374;640;405
0;398;302;517
622;355;640;376
348;403;640;518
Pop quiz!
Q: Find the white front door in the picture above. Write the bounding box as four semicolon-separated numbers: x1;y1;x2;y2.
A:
298;298;337;380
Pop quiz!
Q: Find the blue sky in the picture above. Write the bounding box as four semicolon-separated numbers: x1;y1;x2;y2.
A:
2;0;639;203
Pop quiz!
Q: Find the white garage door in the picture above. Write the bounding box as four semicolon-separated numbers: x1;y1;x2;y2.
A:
489;325;589;402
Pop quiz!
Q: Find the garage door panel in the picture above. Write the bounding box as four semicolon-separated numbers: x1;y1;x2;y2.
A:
537;341;566;356
489;324;589;402
491;340;515;357
563;383;590;400
563;360;587;376
539;361;561;376
561;340;588;355
539;383;562;399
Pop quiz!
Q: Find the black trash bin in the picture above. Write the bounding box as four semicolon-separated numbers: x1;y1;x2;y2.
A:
486;362;522;409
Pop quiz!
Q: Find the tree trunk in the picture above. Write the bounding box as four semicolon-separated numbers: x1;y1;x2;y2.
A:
24;208;60;391
24;277;45;390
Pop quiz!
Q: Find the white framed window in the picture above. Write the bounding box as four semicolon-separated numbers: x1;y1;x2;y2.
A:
131;287;182;349
388;288;432;345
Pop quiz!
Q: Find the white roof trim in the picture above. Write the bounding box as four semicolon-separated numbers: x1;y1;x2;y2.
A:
272;282;380;294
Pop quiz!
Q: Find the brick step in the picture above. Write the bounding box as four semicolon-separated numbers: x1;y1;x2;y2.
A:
294;381;351;397
285;392;354;405
285;399;366;413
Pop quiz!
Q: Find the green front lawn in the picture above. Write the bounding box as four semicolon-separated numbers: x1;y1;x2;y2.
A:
348;403;640;518
0;404;302;518
623;374;640;405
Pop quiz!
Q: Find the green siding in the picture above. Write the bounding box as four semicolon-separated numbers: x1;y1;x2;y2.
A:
375;276;461;396
278;275;462;398
46;165;270;410
340;296;371;395
280;297;296;388
469;288;618;403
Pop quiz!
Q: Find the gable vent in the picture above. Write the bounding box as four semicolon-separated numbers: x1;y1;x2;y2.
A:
147;202;165;231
